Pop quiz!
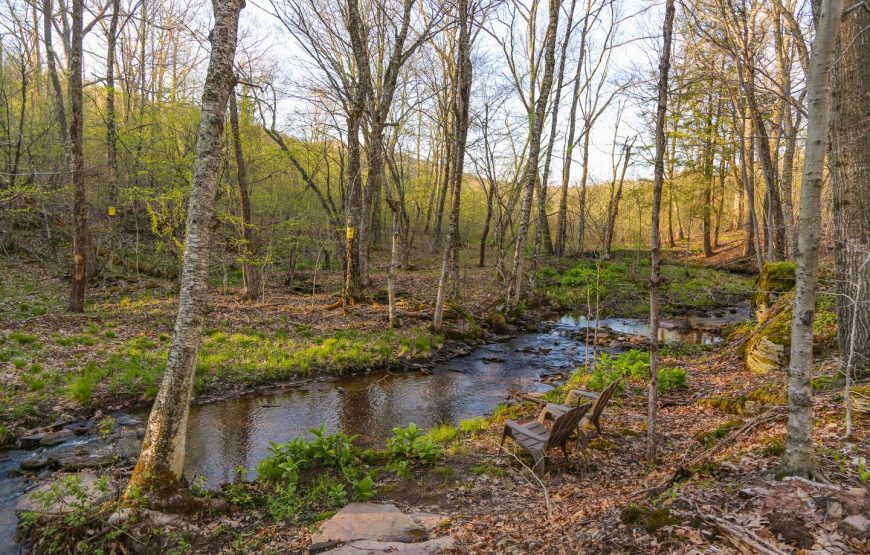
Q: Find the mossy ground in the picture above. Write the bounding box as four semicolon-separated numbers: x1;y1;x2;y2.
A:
541;251;754;317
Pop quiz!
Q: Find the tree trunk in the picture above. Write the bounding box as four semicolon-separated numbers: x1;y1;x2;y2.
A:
508;0;561;312
343;0;370;303
68;0;87;313
480;176;495;267
126;0;243;495
537;0;578;257
434;0;472;329
388;211;399;328
603;140;633;258
106;0;121;266
782;0;842;478
831;0;870;378
229;92;259;300
648;0;675;464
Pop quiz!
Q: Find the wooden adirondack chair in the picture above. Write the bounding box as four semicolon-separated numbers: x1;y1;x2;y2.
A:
537;379;621;440
500;402;592;475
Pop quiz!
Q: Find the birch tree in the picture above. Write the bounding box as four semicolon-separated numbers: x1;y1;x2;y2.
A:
782;0;842;478
127;0;245;495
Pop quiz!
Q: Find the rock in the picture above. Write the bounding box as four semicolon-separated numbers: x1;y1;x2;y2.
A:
20;457;50;471
56;453;114;471
310;503;427;550
738;486;770;499
108;508;135;525
319;536;454;554
40;429;75;446
15;471;117;516
19;433;47;448
840;515;870;539
408;512;447;533
114;437;142;460
825;499;844;519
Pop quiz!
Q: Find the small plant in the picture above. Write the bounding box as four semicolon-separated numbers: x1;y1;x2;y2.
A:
351;474;376;501
10;332;39;345
388;423;442;464
98;415;117;439
658;367;687;392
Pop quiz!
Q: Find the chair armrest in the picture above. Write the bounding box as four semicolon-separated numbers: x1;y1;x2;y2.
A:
504;420;548;442
569;389;600;399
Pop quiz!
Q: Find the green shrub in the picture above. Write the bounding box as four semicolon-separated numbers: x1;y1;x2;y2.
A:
388;423;442;464
658;367;687;392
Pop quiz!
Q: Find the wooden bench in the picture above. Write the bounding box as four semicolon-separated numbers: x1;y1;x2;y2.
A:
500;402;592;475
537;379;621;445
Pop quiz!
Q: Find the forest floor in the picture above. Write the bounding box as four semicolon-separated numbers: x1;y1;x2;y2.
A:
5;236;869;553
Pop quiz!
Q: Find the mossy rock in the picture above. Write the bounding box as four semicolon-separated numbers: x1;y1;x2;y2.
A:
620;504;680;533
484;311;509;333
744;298;792;374
752;262;795;314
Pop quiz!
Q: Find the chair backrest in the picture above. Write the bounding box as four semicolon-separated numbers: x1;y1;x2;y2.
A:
591;379;620;422
547;402;592;448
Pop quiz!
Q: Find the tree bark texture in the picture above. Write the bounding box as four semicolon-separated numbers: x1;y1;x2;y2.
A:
127;0;244;494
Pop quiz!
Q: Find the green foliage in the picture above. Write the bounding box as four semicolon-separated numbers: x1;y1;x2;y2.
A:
458;417;487;435
255;425;376;520
387;423;442;464
10;331;39;345
547;257;753;317
567;350;686;394
422;424;457;444
753;261;796;308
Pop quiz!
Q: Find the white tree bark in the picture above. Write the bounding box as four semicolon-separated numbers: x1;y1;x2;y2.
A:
782;0;842;478
127;0;245;495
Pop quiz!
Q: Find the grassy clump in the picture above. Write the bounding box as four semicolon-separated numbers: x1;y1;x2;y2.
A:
459;417;487;435
422;423;457;445
565;350;687;394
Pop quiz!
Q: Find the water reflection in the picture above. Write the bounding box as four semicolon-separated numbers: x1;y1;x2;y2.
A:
181;332;592;487
175;309;748;487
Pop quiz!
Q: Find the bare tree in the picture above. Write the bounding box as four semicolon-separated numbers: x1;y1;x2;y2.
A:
648;0;675;464
229;90;260;300
781;0;842;478
127;0;244;495
507;0;561;312
433;0;473;328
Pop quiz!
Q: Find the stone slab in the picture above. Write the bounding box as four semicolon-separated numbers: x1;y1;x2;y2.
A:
310;503;427;550
320;536;454;555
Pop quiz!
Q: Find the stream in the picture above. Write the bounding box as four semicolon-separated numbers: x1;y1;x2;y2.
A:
0;306;749;548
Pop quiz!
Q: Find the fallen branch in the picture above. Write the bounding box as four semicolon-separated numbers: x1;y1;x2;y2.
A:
695;510;787;555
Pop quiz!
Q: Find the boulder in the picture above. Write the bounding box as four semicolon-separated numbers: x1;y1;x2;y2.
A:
56;453;114;471
19;457;50;471
310;503;427;550
840;514;870;540
40;429;75;446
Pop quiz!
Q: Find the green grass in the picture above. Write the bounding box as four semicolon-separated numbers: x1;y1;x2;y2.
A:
422;424;457;444
459;417;487;435
546;255;754;317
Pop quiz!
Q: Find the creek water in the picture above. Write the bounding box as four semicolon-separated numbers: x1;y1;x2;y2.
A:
0;306;749;548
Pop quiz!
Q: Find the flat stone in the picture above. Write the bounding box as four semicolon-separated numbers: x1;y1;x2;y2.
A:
310;503;427;550
320;536;454;554
840;514;870;539
15;471;117;516
408;512;447;533
57;453;114;471
40;429;75;446
19;433;47;448
19;457;50;471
